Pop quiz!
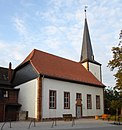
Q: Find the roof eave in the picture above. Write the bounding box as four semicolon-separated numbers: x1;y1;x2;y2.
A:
40;74;105;88
80;59;101;65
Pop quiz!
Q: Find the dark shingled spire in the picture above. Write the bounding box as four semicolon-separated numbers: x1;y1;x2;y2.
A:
80;17;94;62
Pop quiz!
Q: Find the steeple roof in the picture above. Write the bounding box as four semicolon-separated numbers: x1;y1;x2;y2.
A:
80;17;94;62
80;11;101;65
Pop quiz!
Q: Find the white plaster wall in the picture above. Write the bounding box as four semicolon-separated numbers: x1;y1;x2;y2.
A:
16;79;37;118
42;78;104;118
89;62;101;81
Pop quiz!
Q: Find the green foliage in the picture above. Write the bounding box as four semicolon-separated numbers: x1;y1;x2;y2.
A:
108;30;122;90
104;87;122;115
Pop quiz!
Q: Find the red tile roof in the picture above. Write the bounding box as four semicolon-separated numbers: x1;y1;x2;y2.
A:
19;49;105;87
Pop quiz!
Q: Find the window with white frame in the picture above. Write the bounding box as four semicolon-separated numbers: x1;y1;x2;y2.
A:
96;95;100;109
3;90;9;98
49;90;56;109
0;90;9;98
87;94;92;109
64;92;70;109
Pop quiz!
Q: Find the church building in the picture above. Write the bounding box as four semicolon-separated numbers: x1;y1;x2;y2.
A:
11;11;105;121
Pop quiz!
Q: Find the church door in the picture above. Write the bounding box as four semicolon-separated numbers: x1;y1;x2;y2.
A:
76;93;82;118
76;105;82;118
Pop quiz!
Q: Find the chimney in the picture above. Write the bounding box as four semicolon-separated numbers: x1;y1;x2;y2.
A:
8;62;12;81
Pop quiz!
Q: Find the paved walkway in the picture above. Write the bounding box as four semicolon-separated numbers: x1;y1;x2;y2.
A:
0;119;121;130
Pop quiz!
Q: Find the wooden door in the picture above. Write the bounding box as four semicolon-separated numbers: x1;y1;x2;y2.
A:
5;106;17;121
0;104;4;122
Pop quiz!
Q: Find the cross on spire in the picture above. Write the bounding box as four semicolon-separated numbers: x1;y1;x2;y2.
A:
84;6;88;19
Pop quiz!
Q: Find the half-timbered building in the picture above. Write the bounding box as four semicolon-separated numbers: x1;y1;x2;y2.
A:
0;64;21;122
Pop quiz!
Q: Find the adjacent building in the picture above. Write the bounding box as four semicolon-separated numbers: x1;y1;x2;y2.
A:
0;64;21;122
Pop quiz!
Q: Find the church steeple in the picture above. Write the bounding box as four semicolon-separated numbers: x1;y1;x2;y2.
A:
80;7;102;82
80;8;94;62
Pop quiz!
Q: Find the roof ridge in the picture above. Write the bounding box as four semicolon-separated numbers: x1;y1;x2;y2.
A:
33;49;79;64
30;49;36;61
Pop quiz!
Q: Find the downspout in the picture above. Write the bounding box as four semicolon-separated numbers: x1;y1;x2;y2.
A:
37;75;44;121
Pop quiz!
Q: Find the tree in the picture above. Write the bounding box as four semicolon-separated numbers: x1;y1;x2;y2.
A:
104;87;122;115
108;30;122;91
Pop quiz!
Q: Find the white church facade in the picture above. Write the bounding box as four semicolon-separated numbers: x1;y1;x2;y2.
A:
16;77;104;119
11;13;105;120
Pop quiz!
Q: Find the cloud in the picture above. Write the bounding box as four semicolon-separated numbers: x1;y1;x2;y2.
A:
20;0;34;7
0;42;6;49
49;0;63;10
0;40;28;68
13;16;27;36
1;0;121;87
45;39;62;50
44;26;58;35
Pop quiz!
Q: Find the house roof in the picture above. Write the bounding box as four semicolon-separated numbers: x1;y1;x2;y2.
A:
0;67;9;81
0;67;12;87
17;49;105;87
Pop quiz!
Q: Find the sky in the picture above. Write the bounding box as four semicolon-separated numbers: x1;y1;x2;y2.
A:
0;0;122;87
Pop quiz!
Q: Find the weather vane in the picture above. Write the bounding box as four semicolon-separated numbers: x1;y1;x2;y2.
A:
84;6;88;18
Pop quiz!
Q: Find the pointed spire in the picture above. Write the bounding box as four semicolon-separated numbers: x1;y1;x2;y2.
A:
80;7;94;62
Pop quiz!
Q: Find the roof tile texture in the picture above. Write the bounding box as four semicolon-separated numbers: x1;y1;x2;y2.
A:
21;49;104;87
